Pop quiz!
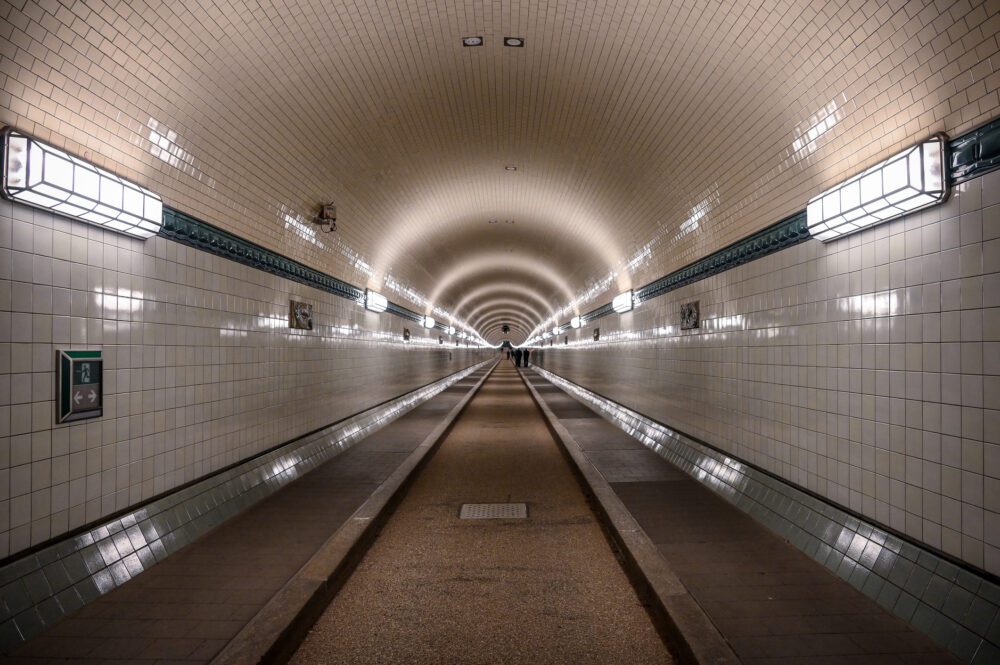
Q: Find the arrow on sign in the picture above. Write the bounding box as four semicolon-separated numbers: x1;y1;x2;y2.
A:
88;390;97;402
73;392;82;405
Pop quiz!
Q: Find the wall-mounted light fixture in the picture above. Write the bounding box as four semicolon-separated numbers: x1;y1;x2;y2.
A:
2;128;162;238
807;135;947;242
315;202;336;232
422;315;435;329
612;290;634;313
570;316;582;329
551;326;559;335
365;289;388;312
447;326;456;335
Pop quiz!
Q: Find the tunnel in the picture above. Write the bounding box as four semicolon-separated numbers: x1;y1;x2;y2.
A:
0;0;999;663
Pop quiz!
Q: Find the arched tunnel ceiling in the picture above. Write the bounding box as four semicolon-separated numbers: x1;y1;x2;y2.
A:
1;1;994;343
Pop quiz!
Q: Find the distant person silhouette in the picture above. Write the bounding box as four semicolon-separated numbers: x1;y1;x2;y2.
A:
523;348;530;367
514;348;522;367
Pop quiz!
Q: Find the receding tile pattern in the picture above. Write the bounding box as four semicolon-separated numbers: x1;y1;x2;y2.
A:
531;365;1000;664
3;1;998;346
535;171;1000;573
0;358;489;651
0;200;491;559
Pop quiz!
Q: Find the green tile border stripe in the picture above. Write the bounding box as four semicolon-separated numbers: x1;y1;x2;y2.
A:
531;365;1000;665
160;208;364;302
0;360;491;652
567;115;999;330
385;301;424;324
160;209;459;335
635;210;811;303
950;116;1000;184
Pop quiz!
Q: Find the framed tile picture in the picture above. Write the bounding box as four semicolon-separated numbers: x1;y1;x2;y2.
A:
681;301;700;330
289;300;313;330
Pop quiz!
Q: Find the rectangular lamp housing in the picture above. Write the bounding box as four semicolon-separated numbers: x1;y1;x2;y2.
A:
807;135;947;242
2;128;162;238
612;290;634;313
365;289;388;312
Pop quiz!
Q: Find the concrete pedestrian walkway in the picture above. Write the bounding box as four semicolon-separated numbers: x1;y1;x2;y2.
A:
521;369;959;665
1;365;493;664
290;363;672;665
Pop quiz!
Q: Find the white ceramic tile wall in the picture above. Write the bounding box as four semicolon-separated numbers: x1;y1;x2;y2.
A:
0;198;491;559
3;0;997;337
534;169;1000;575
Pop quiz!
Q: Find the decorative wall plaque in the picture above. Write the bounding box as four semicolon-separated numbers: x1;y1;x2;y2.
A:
680;300;700;330
289;300;313;330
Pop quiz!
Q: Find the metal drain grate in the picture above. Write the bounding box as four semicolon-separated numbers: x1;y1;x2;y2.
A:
459;503;528;519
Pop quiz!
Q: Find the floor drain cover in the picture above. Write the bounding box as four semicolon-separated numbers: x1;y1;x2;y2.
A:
459;503;527;519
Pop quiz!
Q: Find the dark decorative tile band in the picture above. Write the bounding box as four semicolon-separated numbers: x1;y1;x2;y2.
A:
385;301;424;324
532;365;1000;665
635;210;811;303
160;209;459;334
950;116;1000;184
160;208;365;302
581;302;614;325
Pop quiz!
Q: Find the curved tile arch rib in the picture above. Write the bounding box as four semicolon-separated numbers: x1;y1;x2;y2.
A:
474;313;540;340
478;318;534;341
483;325;531;344
372;190;624;292
475;312;537;335
466;300;544;329
482;322;531;336
428;253;579;311
452;283;558;321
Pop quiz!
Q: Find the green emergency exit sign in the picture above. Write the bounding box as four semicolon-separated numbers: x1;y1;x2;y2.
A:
57;350;103;423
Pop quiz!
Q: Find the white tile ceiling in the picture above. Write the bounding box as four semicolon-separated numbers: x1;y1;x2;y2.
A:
1;0;997;343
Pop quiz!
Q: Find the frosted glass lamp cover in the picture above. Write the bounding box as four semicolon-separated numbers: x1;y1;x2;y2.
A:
2;128;162;239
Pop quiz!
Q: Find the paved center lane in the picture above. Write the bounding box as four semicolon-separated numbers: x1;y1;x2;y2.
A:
291;363;672;665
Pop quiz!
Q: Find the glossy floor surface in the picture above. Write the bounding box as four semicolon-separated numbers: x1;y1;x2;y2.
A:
522;370;961;665
0;366;492;663
290;362;672;664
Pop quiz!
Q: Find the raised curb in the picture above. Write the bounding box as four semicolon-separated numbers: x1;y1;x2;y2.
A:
518;368;740;665
211;360;500;665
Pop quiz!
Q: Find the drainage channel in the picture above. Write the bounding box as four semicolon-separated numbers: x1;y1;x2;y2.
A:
289;363;674;665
